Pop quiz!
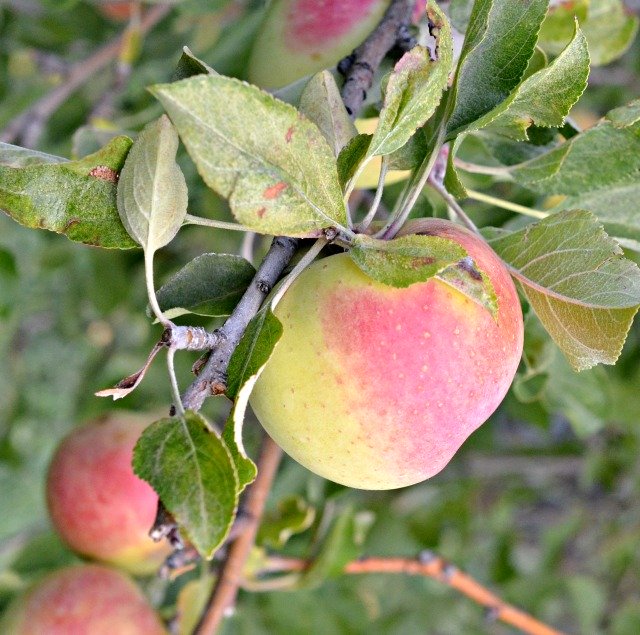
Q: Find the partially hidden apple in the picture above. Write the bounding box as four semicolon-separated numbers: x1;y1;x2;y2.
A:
0;564;167;634
250;219;524;489
248;0;392;89
46;413;171;575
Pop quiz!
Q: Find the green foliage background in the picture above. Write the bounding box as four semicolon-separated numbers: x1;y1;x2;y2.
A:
1;1;640;633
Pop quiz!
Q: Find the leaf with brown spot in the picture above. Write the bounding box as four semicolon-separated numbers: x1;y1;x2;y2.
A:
151;75;347;237
0;136;136;248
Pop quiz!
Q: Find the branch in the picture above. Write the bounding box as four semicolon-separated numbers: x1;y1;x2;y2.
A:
0;4;171;147
181;236;299;411
339;0;415;116
258;554;565;635
194;435;283;635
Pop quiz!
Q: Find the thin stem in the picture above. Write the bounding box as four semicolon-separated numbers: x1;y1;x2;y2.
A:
254;556;564;635
453;158;513;177
194;436;283;635
429;179;479;234
377;125;446;239
466;189;549;219
270;238;328;310
241;231;257;265
184;214;255;233
144;250;170;327
166;347;185;416
356;156;389;232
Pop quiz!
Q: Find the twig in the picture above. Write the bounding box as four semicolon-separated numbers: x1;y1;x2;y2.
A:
194;435;283;635
257;555;565;635
181;236;299;411
0;4;171;146
338;0;415;117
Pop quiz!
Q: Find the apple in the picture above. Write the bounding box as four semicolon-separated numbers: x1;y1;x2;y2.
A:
94;1;135;22
247;0;392;89
0;564;167;634
46;413;171;575
250;219;523;489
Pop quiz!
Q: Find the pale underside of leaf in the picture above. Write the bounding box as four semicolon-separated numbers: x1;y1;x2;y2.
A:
116;115;188;253
489;210;640;370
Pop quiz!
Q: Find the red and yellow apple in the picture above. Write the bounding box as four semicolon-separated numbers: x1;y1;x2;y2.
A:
46;413;171;575
0;564;166;634
250;219;523;489
248;0;392;89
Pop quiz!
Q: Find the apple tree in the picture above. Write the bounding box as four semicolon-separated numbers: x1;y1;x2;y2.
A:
2;0;640;633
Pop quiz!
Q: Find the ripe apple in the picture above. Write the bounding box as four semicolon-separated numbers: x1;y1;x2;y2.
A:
94;1;135;22
46;413;171;575
0;564;167;634
250;219;523;489
247;0;392;89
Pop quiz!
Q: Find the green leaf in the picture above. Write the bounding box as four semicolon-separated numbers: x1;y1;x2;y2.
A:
488;210;640;370
172;46;217;81
133;411;239;558
473;24;589;140
151;75;347;236
509;118;640;196
295;507;373;590
446;0;549;138
0;143;67;167
511;105;640;248
257;495;316;549
155;253;256;319
366;1;453;158
350;233;465;287
117;115;188;253
226;306;284;400
0;136;136;248
299;71;357;157
350;234;498;317
337;133;371;190
539;0;638;66
224;307;283;490
444;22;589;197
449;0;475;32
606;99;640;128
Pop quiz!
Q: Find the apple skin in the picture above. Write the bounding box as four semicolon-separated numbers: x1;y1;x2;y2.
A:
250;219;523;489
46;414;171;575
0;564;167;635
248;0;392;89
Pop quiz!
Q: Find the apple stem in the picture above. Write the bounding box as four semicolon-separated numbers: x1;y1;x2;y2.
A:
376;124;447;240
356;155;389;232
428;177;479;234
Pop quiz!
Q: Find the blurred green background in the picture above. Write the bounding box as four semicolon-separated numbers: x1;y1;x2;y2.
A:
1;1;640;633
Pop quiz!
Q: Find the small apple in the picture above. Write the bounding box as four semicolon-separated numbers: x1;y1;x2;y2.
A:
250;219;523;489
248;0;392;89
46;413;171;575
0;564;166;634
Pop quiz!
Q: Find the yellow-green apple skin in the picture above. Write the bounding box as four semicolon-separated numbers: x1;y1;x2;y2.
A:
248;0;392;89
250;219;523;489
0;564;167;634
46;414;171;575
